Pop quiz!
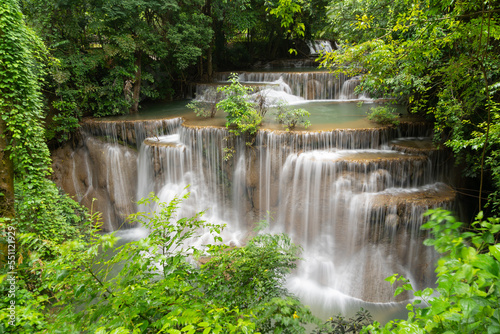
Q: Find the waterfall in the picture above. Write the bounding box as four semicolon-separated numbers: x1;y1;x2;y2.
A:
210;71;359;101
126;122;454;308
306;40;334;55
51;69;458;321
340;76;370;100
274;150;453;309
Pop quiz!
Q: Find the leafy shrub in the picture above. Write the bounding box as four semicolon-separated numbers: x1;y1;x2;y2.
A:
275;103;311;130
216;74;263;137
33;193;318;333
202;233;318;332
314;308;373;334
46;100;81;143
363;209;500;334
366;106;400;126
14;179;89;246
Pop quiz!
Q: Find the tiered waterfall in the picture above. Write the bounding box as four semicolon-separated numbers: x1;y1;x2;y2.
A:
51;69;456;319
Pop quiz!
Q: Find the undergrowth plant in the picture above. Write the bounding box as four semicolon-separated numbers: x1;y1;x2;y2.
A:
313;308;373;334
216;74;263;138
6;192;319;333
366;106;400;126
275;103;311;131
363;209;500;334
202;233;317;332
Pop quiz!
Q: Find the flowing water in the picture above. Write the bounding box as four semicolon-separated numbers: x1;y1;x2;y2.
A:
52;69;457;323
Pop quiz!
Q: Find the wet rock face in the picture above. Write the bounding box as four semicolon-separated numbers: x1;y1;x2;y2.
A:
51;144;79;197
80;118;184;149
51;137;138;232
389;137;438;154
384;213;400;229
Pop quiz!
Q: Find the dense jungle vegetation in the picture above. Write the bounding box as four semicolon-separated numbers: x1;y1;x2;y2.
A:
1;0;500;332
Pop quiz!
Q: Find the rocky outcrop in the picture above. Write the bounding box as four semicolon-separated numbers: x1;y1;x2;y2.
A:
51;137;138;231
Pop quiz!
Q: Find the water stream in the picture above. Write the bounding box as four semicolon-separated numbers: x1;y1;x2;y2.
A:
51;69;456;323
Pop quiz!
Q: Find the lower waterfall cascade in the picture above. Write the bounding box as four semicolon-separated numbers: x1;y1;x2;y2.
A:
49;62;459;323
51;114;457;321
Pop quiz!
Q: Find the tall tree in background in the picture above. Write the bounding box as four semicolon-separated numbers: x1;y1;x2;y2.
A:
21;0;212;120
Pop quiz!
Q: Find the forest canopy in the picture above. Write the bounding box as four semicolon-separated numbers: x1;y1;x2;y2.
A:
319;0;500;214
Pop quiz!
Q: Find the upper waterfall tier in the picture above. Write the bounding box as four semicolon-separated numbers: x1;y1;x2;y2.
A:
306;40;334;55
80;118;183;148
195;71;370;101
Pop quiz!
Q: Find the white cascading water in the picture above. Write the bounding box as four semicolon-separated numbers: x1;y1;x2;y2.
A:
211;71;353;101
59;70;456;322
130;124;454;320
136;127;248;247
274;149;452;316
306;40;334;55
340;76;370;100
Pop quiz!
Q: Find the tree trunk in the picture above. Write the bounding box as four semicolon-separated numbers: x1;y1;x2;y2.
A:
207;45;213;79
203;0;214;80
0;116;15;220
130;51;142;114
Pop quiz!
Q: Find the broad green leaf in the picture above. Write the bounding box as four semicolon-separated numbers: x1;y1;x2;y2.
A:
490;245;500;262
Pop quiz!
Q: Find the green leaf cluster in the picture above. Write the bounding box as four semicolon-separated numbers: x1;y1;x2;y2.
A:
364;209;500;334
366;106;400;126
313;308;373;334
0;0;51;188
274;103;311;131
216;74;263;138
3;193;318;333
202;233;317;332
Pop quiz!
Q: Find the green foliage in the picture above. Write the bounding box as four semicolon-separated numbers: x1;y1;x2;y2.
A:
0;0;92;243
313;308;373;334
202;233;317;332
15;179;89;246
16;193;317;333
0;193;91;333
444;104;500;210
0;0;51;188
202;233;301;308
0;6;101;333
216;74;263;137
267;0;306;39
257;297;317;333
366;106;400;126
275;103;311;130
46;100;80;143
363;209;500;334
39;192;248;333
320;0;500;211
21;0;213;118
1;0;89;250
0;276;49;333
